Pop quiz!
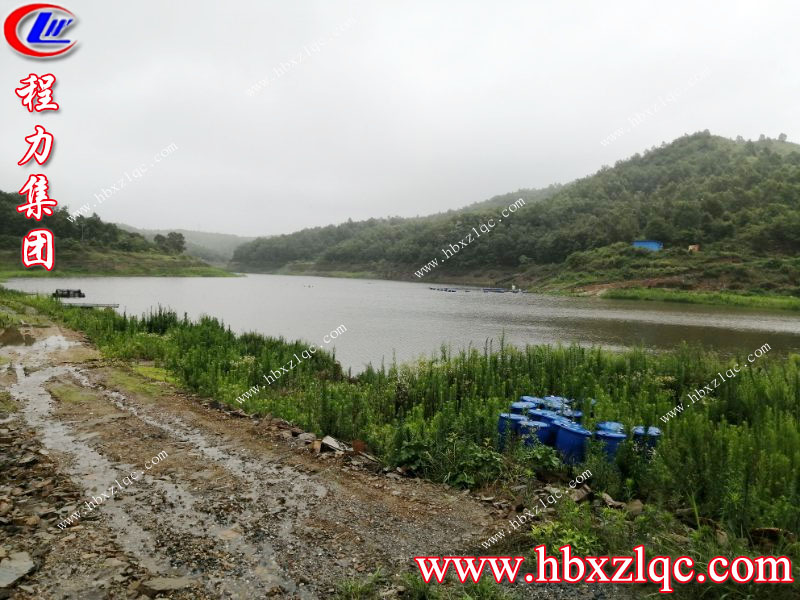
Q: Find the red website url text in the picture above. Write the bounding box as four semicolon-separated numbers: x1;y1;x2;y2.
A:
414;545;793;593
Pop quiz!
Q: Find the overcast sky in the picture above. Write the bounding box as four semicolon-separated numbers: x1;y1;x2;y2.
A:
2;1;798;236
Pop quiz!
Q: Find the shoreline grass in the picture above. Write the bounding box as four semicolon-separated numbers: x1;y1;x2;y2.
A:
0;246;236;282
0;265;236;283
602;287;800;311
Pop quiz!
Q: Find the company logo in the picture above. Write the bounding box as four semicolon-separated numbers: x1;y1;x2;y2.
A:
4;3;77;58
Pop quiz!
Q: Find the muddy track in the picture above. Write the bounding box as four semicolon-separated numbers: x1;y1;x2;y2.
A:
1;322;497;599
0;318;640;600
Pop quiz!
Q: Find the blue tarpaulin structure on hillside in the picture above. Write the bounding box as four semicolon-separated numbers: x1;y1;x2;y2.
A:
632;240;663;251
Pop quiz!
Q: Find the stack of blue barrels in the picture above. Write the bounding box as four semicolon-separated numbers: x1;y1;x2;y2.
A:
497;395;661;463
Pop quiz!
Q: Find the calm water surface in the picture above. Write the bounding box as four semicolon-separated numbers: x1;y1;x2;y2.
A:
7;274;800;372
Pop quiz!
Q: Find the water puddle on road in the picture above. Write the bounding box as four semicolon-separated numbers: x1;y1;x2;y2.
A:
11;362;170;574
6;336;315;598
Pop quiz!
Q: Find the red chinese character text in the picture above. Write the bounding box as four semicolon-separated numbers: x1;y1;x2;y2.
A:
17;174;58;221
22;229;55;270
18;125;54;166
15;74;59;112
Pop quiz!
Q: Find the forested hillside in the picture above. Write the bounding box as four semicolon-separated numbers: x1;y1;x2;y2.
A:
1;189;152;252
0;191;226;276
231;132;800;294
232;186;559;270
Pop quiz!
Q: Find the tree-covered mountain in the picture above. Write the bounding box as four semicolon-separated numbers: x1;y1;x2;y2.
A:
231;132;800;294
231;186;560;271
0;191;225;276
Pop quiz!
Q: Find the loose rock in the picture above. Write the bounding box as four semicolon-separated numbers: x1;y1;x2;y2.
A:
0;552;35;588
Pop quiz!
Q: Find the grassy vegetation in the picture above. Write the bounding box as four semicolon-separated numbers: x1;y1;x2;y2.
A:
48;382;96;404
104;369;171;399
0;248;233;280
543;242;800;294
0;390;16;413
602;287;800;311
132;364;181;385
4;286;798;598
0;308;23;328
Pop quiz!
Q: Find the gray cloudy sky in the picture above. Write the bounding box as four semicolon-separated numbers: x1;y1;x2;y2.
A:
2;0;798;236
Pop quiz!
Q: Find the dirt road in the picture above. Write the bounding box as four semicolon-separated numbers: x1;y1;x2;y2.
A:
0;315;503;599
0;312;636;600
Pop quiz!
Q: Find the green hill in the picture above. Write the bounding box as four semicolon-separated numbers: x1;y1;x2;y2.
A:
231;131;800;298
116;224;255;266
0;190;228;278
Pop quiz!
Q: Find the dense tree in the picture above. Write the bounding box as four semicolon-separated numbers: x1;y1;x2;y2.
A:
166;232;186;254
153;232;186;254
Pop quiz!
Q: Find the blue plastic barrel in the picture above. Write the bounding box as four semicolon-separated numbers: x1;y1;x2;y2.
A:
554;421;592;463
540;396;567;410
545;394;569;403
527;408;561;425
519;395;543;408
519;419;551;446
549;416;573;446
510;401;538;415
559;407;584;423
528;414;558;444
596;421;625;433
519;396;542;404
632;426;662;448
594;430;627;459
498;413;526;435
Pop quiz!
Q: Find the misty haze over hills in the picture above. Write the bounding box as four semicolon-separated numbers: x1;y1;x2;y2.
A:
116;225;257;265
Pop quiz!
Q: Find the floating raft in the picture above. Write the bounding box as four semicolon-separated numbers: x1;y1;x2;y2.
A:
67;303;119;309
52;289;85;298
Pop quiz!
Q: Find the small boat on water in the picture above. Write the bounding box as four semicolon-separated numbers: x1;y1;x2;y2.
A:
482;287;506;293
429;287;458;293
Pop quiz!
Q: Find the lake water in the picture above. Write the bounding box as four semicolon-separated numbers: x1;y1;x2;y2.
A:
6;274;800;372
